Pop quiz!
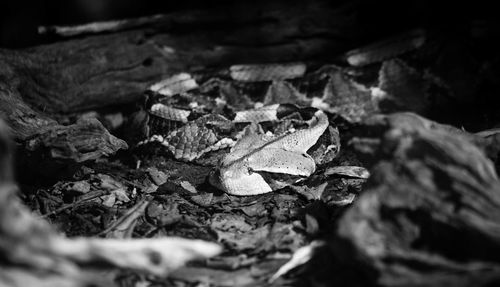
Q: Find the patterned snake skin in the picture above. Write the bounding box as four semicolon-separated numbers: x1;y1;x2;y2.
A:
129;29;436;196
136;62;337;162
141;110;235;161
136;27;427;162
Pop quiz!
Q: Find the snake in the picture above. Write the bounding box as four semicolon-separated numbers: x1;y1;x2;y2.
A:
132;63;345;196
127;29;431;195
134;62;343;163
133;27;429;163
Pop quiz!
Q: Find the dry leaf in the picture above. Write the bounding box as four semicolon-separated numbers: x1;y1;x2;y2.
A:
324;166;370;179
269;240;326;282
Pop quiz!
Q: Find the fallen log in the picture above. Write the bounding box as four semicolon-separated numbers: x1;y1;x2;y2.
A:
0;53;128;167
0;1;356;169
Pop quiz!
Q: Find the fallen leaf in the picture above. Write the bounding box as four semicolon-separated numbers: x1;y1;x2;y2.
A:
324;165;370;179
211;213;253;233
65;181;91;194
292;182;328;201
269;240;326;282
100;193;116;207
238;203;267;217
190;193;214;206
180;181;198;194
97;173;125;190
147;167;168;186
263;80;311;106
316;69;376;122
111;187;130;204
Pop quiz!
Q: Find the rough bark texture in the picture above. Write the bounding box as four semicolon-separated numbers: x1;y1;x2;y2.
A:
0;52;128;165
328;113;500;287
5;1;356;114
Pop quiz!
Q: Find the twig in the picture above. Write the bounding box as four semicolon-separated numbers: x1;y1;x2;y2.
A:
38;14;167;37
40;190;108;219
97;196;151;237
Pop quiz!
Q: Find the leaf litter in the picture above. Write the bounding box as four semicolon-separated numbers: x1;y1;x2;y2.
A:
27;60;447;286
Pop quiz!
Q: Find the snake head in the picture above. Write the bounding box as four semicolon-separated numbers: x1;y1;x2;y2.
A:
214;110;332;196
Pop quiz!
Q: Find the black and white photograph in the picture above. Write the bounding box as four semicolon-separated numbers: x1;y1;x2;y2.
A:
1;1;500;286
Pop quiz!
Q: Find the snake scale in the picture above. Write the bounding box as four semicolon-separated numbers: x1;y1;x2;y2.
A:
133;27;427;195
137;64;335;153
132;63;344;195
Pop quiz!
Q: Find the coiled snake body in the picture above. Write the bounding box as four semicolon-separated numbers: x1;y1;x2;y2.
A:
135;63;342;195
130;29;431;195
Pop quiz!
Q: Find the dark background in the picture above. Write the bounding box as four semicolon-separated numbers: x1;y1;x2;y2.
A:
1;0;498;49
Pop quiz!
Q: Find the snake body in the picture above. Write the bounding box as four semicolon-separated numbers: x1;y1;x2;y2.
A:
130;31;434;194
141;112;235;161
136;63;341;162
134;27;431;162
